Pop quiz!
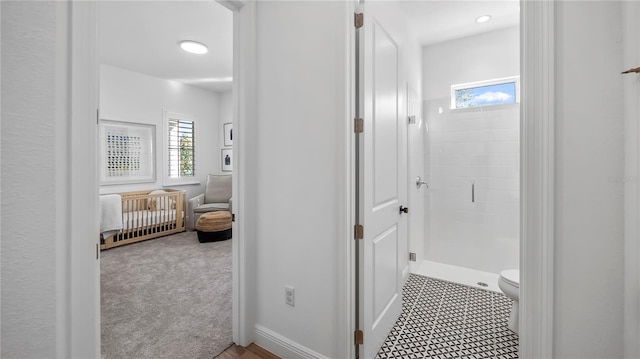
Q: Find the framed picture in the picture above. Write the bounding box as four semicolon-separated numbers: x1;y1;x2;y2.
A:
99;120;156;185
223;122;233;147
221;148;233;172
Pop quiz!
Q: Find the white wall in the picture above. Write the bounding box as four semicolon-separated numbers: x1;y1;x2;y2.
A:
422;27;520;274
249;1;349;357
554;2;624;357
1;2;101;357
219;90;233;149
1;2;59;356
99;65;230;201
422;27;519;102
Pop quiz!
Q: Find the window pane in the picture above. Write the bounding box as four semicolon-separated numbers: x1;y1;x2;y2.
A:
453;81;517;109
167;119;195;178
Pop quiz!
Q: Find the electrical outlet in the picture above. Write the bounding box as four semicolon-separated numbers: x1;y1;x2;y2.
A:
285;285;295;307
409;252;416;261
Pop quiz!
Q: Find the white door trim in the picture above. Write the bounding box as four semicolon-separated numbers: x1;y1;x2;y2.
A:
67;0;256;353
67;1;100;357
622;1;640;357
520;0;555;357
215;0;256;346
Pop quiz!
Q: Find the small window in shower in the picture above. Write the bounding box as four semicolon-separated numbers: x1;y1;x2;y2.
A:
451;76;519;109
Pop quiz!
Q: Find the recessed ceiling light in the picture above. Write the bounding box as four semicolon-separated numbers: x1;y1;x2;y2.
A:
476;15;492;23
179;40;208;55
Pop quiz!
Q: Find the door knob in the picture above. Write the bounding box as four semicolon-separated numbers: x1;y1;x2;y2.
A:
399;205;409;214
416;176;428;189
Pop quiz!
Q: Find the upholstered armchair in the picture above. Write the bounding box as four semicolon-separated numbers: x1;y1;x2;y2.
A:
187;174;232;231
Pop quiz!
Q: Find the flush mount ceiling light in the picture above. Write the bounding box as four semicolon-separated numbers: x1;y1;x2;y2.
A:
475;15;492;23
179;40;208;55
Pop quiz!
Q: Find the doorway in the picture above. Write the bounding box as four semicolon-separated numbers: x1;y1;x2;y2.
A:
355;1;555;358
96;1;236;357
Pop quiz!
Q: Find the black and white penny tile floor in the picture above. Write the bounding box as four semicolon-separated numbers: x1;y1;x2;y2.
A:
376;274;519;359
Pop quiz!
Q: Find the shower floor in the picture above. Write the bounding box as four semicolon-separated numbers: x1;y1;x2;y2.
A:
415;260;501;293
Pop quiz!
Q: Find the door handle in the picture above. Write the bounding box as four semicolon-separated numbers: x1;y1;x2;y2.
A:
416;176;428;189
399;205;409;214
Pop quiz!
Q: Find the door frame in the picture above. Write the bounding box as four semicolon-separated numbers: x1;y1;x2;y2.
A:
350;0;555;358
66;0;256;354
622;1;640;357
519;1;555;357
68;2;100;357
215;0;256;346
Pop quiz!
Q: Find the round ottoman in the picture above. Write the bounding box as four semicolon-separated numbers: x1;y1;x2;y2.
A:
196;211;232;243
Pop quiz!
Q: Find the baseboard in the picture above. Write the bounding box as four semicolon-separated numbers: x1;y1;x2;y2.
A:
254;324;330;359
402;265;410;281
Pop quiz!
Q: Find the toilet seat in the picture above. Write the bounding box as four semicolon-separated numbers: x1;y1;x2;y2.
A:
500;269;519;288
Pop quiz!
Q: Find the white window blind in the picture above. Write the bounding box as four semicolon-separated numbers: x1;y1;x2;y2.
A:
167;118;195;178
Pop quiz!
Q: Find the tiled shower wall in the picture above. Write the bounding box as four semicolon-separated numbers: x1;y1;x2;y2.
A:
422;26;520;275
425;102;519;274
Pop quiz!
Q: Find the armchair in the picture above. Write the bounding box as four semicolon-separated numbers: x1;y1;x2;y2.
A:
187;174;232;231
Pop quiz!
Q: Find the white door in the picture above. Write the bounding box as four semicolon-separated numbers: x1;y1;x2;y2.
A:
358;1;408;357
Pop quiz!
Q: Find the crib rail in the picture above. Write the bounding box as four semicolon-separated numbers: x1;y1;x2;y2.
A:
101;189;185;250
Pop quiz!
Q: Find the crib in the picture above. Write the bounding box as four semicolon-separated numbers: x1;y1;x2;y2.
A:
101;189;186;250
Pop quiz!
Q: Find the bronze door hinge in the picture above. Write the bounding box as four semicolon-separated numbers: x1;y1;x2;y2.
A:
354;224;364;240
354;13;363;29
354;118;364;133
354;329;364;345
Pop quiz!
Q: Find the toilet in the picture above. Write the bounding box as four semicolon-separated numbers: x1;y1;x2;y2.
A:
498;269;520;333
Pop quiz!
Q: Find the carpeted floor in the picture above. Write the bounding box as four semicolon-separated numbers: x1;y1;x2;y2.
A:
101;231;232;359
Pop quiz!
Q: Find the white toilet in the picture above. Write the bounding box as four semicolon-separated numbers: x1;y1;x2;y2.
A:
498;269;520;333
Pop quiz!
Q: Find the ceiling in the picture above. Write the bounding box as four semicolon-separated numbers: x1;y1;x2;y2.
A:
398;0;520;46
98;1;518;94
98;1;233;93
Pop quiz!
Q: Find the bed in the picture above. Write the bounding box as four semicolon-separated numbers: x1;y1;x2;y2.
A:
100;189;186;249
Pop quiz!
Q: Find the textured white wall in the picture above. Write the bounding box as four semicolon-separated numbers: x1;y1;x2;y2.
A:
99;65;228;200
422;27;520;274
1;2;60;356
554;1;624;357
250;1;348;357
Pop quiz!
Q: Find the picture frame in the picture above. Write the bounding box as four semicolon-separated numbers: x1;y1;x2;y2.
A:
223;122;233;147
221;148;233;172
99;119;156;185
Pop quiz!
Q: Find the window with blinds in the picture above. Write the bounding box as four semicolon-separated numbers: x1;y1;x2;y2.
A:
167;118;195;178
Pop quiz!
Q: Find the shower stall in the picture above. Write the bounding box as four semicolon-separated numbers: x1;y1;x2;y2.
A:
418;26;520;288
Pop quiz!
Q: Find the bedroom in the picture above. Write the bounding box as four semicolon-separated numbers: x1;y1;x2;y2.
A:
96;1;235;358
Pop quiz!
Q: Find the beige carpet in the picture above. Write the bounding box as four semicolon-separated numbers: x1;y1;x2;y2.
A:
101;231;232;359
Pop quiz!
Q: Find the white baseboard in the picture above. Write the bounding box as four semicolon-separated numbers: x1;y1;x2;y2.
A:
402;265;410;281
254;324;331;359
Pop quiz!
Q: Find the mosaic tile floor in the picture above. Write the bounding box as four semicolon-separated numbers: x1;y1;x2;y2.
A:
375;274;519;359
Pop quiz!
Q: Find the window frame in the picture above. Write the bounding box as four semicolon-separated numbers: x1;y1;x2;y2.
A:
163;110;199;186
450;76;520;110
